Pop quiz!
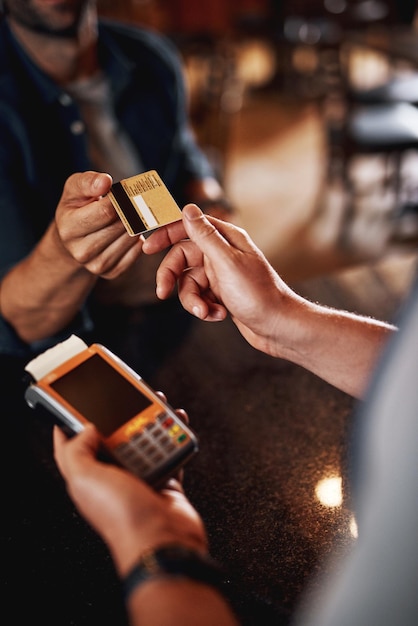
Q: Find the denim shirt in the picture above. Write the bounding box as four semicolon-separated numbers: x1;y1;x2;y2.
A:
0;18;213;356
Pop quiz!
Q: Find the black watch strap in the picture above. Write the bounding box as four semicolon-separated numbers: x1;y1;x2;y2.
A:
123;544;226;600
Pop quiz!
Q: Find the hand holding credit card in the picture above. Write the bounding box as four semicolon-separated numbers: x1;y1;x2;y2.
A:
108;170;182;236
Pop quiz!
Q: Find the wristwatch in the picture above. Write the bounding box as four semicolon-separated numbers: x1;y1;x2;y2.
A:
123;543;225;600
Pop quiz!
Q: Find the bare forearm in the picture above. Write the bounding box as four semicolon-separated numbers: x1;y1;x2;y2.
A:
0;221;96;343
128;579;240;626
275;298;396;398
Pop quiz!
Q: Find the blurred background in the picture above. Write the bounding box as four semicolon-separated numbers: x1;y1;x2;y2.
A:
97;0;418;291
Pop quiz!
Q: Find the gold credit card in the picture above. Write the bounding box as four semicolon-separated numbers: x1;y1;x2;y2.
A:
108;170;182;236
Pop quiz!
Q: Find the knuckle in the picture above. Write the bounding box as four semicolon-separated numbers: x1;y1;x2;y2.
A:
86;257;109;276
101;198;119;223
72;246;93;266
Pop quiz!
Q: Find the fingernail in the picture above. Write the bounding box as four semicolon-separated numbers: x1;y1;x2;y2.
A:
184;204;202;220
92;173;103;190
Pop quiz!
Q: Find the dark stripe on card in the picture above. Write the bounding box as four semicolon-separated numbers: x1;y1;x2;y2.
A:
111;182;146;233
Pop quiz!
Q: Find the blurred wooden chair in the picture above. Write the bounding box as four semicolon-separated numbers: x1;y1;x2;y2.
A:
327;100;418;240
317;0;418;240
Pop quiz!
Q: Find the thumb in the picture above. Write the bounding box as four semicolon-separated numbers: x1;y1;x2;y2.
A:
62;171;113;206
53;423;100;477
182;204;229;260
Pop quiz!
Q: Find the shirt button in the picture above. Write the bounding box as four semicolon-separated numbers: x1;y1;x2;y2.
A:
70;120;85;135
58;93;72;106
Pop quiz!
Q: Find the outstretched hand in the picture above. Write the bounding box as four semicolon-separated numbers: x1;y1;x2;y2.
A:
143;204;299;357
